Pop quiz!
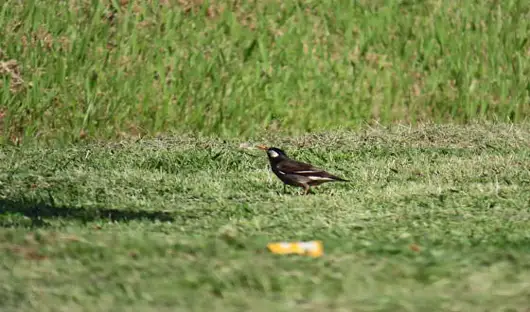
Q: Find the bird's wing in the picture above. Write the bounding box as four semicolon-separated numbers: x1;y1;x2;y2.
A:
277;160;345;181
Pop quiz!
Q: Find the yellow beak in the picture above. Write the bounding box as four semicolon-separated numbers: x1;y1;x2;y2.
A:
256;144;269;151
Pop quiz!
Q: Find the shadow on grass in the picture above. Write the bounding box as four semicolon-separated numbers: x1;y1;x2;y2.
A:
0;197;175;228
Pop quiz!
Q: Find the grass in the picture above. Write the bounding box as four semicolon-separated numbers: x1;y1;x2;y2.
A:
1;124;529;311
1;0;530;310
1;0;530;143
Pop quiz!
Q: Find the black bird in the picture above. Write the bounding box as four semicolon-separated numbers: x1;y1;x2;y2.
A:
257;145;349;195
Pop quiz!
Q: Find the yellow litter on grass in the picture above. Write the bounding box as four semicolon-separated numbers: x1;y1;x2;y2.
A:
267;241;323;257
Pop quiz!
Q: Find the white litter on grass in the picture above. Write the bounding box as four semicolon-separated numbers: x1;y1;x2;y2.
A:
238;142;255;149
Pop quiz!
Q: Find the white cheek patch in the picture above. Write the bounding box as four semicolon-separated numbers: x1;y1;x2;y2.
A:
268;150;280;158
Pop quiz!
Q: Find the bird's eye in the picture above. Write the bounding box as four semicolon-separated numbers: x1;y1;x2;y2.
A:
268;150;279;158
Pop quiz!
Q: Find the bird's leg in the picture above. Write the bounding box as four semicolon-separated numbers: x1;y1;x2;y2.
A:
283;184;287;194
302;184;310;195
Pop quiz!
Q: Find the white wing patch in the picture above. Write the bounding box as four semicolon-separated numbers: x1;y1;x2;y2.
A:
307;176;334;181
294;170;321;174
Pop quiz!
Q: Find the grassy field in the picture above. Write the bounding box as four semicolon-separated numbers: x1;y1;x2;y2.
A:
1;124;529;311
1;0;530;310
1;0;530;143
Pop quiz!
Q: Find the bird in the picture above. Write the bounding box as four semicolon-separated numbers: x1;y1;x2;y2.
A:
257;145;349;195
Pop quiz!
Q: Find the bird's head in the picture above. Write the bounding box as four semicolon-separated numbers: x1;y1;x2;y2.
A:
257;145;288;161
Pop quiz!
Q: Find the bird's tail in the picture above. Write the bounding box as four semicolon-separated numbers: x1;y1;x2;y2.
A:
332;176;349;182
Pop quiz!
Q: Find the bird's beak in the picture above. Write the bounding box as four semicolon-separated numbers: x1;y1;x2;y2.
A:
256;144;268;151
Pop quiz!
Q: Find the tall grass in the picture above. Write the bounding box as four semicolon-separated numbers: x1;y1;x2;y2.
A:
1;0;529;143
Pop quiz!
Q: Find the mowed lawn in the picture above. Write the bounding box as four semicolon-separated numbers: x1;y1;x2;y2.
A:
1;124;529;311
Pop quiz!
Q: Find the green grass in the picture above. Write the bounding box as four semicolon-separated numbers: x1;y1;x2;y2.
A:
1;124;529;311
1;1;530;309
1;0;530;143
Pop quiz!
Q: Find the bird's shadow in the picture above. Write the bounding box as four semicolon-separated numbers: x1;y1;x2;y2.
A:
0;196;176;228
